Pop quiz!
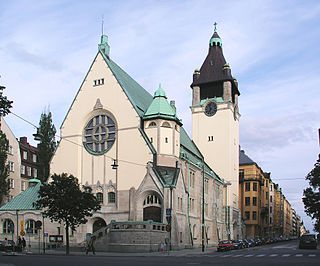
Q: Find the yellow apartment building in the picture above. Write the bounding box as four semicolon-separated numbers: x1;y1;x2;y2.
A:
239;150;270;238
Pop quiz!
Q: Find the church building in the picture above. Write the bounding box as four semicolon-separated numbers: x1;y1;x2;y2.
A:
0;26;242;251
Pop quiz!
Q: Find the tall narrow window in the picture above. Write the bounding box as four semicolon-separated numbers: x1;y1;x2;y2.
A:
245;182;250;191
96;192;103;204
245;197;250;206
108;192;115;203
253;182;257;191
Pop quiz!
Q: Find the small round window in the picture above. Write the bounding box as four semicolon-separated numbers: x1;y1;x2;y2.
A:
83;114;116;155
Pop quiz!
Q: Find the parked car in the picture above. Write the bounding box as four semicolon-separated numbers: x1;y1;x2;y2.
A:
217;240;234;252
232;240;244;249
0;240;5;251
241;239;249;248
254;237;262;246
299;234;317;249
6;240;16;251
247;238;256;247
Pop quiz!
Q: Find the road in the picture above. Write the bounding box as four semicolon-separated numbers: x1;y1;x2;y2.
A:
0;240;318;266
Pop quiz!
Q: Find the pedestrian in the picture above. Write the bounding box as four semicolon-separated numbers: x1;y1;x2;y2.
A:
22;237;26;251
17;236;22;252
4;238;8;252
86;236;96;255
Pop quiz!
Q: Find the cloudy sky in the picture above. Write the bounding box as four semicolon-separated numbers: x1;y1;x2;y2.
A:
1;0;319;232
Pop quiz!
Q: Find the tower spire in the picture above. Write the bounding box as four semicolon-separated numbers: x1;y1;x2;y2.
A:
102;15;104;36
214;22;217;33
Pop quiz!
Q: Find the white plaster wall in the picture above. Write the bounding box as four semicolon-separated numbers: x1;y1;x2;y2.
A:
51;52;153;191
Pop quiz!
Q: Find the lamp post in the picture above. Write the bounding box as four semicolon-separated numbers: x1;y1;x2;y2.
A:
202;161;205;252
224;182;232;240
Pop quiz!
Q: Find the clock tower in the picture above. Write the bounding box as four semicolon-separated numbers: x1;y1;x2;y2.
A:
191;25;241;239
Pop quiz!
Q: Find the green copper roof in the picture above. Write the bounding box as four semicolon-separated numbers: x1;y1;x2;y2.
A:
0;180;41;211
143;84;181;123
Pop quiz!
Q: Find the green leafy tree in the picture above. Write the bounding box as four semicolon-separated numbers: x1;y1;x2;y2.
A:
0;85;13;116
38;111;56;182
0;130;9;204
0;85;12;204
303;155;320;233
34;173;101;255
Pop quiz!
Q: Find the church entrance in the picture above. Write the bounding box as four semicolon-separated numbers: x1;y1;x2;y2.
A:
93;218;107;233
143;194;162;223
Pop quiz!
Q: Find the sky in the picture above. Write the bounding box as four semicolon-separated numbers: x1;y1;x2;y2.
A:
1;0;319;233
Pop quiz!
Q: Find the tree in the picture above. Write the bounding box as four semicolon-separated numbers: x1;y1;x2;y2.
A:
38;111;56;183
0;130;9;204
0;85;12;203
303;155;320;233
0;85;13;116
34;173;101;255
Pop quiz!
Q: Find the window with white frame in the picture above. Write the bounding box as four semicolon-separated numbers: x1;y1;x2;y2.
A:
21;165;26;175
21;181;26;191
27;166;31;176
33;168;37;178
23;151;27;160
8;145;13;155
9;161;14;172
32;154;37;163
8;178;14;189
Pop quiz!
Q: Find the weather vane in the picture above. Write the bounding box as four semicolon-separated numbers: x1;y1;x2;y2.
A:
214;22;217;32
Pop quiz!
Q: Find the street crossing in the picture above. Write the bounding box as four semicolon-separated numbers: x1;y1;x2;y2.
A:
176;253;319;258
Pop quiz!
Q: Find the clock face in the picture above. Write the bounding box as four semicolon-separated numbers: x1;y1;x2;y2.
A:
204;101;217;117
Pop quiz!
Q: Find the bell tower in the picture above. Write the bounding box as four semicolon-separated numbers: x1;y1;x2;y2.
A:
191;24;240;238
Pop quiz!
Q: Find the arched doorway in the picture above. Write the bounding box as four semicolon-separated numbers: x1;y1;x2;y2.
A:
93;218;106;233
143;194;162;222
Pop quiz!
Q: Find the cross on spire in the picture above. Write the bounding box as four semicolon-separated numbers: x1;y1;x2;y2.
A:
214;22;217;32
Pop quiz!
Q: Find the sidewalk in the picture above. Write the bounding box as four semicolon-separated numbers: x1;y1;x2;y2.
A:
1;246;217;257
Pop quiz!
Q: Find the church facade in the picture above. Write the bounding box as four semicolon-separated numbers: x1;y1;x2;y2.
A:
0;27;242;250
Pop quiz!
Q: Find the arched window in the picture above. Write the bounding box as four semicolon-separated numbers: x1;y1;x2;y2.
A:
96;192;103;204
193;224;197;239
3;219;14;234
108;192;115;203
25;219;37;234
161;122;171;128
148;122;157;128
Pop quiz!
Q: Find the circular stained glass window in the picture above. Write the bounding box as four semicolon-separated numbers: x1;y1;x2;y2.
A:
83;114;116;155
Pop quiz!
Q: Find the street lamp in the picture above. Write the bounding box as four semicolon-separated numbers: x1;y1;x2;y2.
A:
224;182;232;240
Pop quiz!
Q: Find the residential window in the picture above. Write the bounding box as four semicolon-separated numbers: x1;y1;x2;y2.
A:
266;180;269;187
32;154;37;162
245;197;250;206
253;197;257;206
108;192;115;203
266;192;269;200
270;217;272;224
33;168;37;178
252;211;257;220
9;161;14;172
270;196;273;202
21;181;26;191
8;146;13;155
245;211;250;220
96;192;103;204
23;151;27;160
270;207;273;213
239;169;244;179
8;178;14;189
253;182;257;191
20;165;26;175
150;137;153;143
190;198;195;212
208;136;214;142
27;166;31;176
245;182;250;191
165;137;168;143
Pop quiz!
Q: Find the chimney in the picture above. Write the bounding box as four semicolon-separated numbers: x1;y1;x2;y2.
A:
19;137;28;144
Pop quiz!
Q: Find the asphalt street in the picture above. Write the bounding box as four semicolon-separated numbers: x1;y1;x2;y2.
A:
0;240;319;266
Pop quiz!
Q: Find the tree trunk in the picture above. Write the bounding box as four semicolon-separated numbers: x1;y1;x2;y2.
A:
65;222;69;255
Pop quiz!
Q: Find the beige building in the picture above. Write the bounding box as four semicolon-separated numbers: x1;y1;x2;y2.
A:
0;28;242;250
0;117;21;204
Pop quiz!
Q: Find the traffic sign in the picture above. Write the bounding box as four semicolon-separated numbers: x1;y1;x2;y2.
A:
20;230;25;236
165;224;171;232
